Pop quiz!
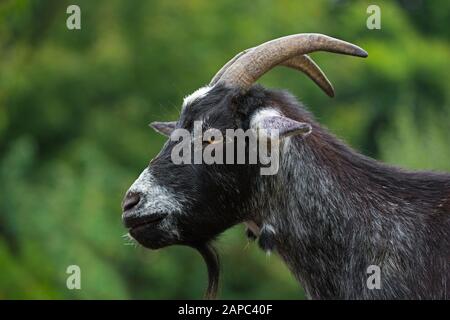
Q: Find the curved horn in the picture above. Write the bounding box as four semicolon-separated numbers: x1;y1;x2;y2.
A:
217;33;367;90
280;54;334;97
211;49;334;97
210;49;253;86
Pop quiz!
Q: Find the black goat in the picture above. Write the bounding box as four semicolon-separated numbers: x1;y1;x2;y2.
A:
122;34;450;299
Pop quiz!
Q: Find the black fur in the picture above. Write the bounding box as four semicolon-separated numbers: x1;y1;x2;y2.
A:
128;84;450;299
193;242;220;299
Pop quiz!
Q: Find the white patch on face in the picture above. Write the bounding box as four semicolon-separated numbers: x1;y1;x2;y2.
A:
250;108;282;129
127;168;183;216
181;85;212;111
250;108;293;156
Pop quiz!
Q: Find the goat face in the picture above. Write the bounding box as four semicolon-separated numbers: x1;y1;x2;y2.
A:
123;85;260;249
122;83;312;249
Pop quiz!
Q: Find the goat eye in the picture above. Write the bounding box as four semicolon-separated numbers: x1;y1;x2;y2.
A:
204;136;222;145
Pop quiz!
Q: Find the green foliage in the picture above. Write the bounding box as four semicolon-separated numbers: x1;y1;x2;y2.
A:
0;0;448;299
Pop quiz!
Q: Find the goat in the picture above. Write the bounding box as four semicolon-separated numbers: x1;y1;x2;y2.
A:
122;34;450;299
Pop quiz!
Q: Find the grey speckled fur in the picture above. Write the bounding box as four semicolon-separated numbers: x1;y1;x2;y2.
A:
248;90;450;299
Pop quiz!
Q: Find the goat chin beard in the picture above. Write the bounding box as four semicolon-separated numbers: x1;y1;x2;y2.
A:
190;242;220;300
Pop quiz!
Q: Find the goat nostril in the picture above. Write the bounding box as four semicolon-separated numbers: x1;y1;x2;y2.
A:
123;192;141;212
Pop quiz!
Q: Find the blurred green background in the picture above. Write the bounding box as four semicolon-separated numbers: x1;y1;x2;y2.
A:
0;0;448;299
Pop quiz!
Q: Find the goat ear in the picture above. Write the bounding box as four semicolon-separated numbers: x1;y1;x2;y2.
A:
149;121;177;137
252;114;312;140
